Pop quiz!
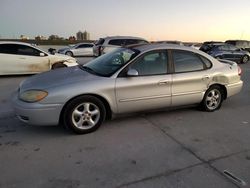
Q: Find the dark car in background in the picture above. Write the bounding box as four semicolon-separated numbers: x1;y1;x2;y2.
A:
199;41;224;53
207;43;250;63
225;40;250;52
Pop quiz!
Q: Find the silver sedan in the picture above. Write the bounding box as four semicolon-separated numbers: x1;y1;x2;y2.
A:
13;44;243;134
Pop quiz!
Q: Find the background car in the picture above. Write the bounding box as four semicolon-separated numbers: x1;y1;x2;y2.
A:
154;40;184;46
225;40;250;52
13;44;243;134
93;36;148;56
199;41;224;53
206;43;250;63
58;43;94;57
0;41;78;75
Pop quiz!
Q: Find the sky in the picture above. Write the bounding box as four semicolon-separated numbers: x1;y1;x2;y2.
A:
1;0;250;42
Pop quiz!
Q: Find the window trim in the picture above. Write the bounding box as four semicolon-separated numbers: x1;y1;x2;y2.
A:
170;49;213;74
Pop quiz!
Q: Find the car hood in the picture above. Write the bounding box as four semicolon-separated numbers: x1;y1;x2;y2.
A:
19;66;100;92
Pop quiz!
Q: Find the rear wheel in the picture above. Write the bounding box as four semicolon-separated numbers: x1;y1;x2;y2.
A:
200;86;223;112
241;55;249;64
63;96;106;134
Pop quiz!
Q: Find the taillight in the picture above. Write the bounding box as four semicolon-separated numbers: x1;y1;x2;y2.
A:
238;66;242;76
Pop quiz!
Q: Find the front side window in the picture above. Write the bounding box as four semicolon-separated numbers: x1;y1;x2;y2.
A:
82;48;139;77
172;50;206;73
228;45;238;51
17;45;41;56
129;51;168;76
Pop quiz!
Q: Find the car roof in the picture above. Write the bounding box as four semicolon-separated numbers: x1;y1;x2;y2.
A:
0;41;35;46
100;36;147;41
130;43;197;52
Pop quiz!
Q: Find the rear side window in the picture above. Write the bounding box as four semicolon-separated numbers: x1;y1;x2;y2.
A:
172;50;207;73
77;44;93;48
108;39;126;46
0;44;18;54
125;39;148;45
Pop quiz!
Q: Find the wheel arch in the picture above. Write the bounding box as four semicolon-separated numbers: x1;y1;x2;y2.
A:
59;94;112;125
208;83;227;100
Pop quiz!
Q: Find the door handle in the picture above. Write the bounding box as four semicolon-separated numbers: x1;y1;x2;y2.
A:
19;57;26;60
158;80;169;85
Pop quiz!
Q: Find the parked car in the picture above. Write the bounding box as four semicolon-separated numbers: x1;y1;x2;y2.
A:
58;43;94;57
13;44;243;134
199;41;224;53
154;40;184;46
0;41;78;75
225;40;250;52
189;43;202;50
93;36;148;56
207;43;250;63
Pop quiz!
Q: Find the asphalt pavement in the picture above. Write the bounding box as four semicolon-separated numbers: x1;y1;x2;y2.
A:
0;58;250;188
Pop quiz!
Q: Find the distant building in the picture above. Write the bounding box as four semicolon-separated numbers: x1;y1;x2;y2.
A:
35;35;47;40
76;30;90;40
83;31;90;40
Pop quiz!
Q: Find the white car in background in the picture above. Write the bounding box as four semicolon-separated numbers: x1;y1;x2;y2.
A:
58;43;94;57
93;36;148;56
0;41;78;75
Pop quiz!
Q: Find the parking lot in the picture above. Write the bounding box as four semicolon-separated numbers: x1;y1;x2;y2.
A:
0;57;250;188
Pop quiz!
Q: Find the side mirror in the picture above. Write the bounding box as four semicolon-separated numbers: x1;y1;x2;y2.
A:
127;69;139;77
40;53;45;57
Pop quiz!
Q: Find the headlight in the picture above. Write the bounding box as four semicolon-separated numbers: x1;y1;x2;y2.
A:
19;90;48;103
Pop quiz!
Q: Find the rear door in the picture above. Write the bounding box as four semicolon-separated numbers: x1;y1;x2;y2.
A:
74;44;93;56
171;50;212;106
115;50;172;113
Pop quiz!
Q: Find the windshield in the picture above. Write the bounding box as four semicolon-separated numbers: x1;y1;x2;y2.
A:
82;48;139;77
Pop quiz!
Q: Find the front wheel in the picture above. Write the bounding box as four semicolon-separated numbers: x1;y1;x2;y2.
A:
65;51;73;57
200;86;223;112
52;63;67;69
63;96;106;134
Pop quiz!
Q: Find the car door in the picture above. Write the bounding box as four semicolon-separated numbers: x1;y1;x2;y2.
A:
115;50;172;113
74;44;93;56
229;45;243;62
171;50;212;106
0;44;50;74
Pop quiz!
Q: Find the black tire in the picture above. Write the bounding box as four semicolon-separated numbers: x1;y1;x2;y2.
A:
241;55;249;64
63;95;106;134
65;51;73;57
200;85;224;112
52;63;67;69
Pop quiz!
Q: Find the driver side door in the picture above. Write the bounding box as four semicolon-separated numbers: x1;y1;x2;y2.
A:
115;50;172;113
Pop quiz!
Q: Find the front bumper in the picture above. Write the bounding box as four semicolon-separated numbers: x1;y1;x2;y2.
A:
226;81;243;98
12;92;64;126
